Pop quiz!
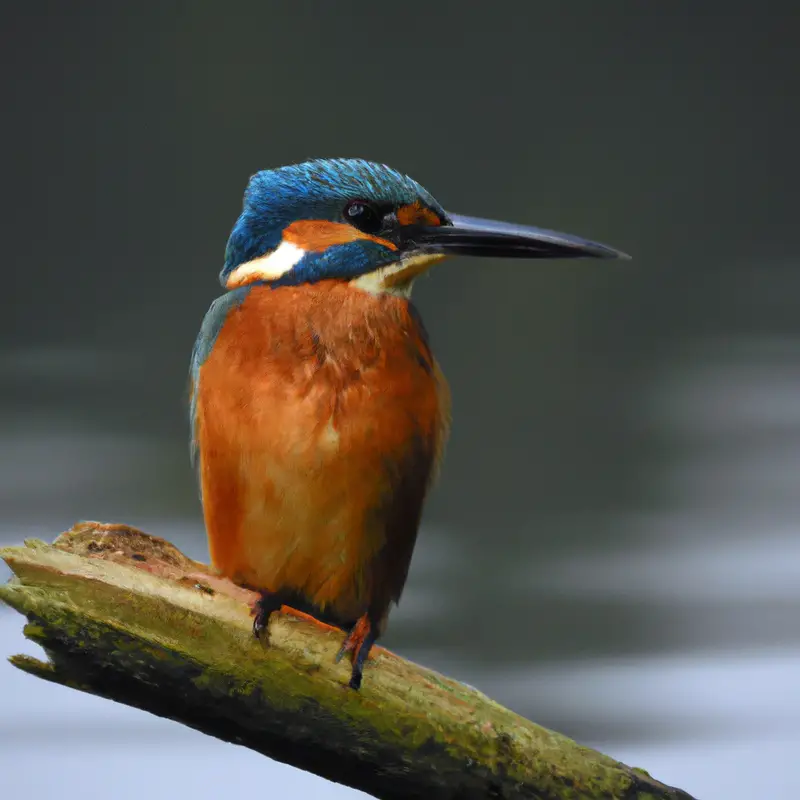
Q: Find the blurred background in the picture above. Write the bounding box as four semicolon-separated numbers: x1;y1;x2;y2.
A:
2;3;799;798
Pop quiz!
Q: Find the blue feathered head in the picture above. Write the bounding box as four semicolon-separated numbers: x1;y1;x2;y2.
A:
220;158;449;290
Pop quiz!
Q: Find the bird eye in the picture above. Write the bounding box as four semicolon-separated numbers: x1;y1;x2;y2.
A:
344;199;382;234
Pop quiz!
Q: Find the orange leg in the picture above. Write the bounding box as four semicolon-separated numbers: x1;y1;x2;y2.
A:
335;613;378;690
252;594;377;690
280;606;340;634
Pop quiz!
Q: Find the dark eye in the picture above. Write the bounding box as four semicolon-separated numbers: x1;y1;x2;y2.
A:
344;199;382;234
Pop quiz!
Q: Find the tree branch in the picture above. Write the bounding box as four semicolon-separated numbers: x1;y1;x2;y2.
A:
1;522;695;800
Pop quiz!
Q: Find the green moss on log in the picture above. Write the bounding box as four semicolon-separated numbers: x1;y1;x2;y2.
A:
1;522;697;800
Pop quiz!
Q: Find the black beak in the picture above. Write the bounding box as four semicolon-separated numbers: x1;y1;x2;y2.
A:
399;213;630;260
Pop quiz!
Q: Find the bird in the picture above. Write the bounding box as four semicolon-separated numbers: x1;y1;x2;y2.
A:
189;158;628;689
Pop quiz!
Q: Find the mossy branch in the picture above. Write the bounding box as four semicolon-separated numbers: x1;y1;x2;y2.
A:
1;522;695;800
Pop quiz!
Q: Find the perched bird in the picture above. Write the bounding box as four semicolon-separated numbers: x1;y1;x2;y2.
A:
190;159;628;689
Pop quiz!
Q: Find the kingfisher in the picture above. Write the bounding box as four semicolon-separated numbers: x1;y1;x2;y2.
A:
189;158;628;689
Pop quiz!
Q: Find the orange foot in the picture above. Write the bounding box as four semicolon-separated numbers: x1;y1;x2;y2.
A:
335;614;378;690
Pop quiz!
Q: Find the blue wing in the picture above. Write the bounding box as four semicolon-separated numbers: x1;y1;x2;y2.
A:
189;287;252;473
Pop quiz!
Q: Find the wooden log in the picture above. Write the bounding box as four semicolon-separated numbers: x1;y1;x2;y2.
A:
0;522;696;800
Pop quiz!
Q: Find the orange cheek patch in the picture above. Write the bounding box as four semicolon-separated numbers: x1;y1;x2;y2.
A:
283;220;397;252
396;202;442;227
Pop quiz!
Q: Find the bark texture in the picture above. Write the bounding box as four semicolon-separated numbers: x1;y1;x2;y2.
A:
0;522;696;800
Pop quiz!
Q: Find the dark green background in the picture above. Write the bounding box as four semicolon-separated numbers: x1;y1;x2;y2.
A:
2;4;799;798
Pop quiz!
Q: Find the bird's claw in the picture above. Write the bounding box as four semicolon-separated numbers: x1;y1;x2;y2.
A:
251;591;281;646
336;615;377;690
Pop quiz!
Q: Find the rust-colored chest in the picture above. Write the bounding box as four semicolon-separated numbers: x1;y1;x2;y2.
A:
194;281;450;627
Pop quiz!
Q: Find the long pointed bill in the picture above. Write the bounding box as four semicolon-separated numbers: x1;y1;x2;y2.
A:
400;213;630;260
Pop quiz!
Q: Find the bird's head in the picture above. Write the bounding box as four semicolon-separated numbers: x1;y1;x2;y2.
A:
221;158;628;296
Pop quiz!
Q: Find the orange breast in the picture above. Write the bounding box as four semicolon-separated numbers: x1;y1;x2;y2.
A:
193;281;450;627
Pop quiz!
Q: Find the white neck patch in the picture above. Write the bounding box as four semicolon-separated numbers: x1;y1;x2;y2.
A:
351;252;447;298
226;240;307;288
